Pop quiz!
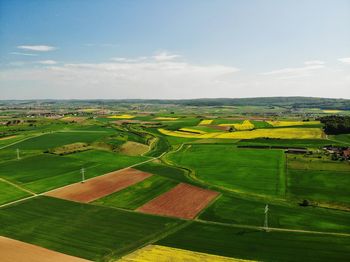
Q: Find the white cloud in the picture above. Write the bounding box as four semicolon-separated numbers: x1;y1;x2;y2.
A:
1;54;349;99
153;51;181;61
110;57;147;63
37;60;57;65
338;57;350;64
261;61;325;78
17;45;56;52
10;52;38;56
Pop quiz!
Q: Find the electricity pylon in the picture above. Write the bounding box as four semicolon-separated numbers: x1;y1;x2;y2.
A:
81;167;85;183
264;204;269;231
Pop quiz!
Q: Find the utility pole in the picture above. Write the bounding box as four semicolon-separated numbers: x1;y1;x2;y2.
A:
81;167;85;183
264;204;269;231
16;148;20;160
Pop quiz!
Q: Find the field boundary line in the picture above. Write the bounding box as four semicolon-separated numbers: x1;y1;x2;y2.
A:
0;195;38;208
0;178;37;196
0;133;49;150
196;219;350;237
106;220;193;260
0;156;159;208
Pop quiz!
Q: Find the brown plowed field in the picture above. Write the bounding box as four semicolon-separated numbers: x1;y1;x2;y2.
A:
137;183;219;219
0;236;90;262
46;168;152;203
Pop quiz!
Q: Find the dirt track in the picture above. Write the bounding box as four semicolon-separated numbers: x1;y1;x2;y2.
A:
46;168;152;203
0;236;90;262
137;183;219;219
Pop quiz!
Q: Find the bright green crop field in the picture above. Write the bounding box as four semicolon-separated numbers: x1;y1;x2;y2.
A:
0;197;184;261
0;180;32;205
287;156;350;207
157;221;350;262
5;131;113;151
93;175;178;209
0;150;147;193
199;194;350;233
168;144;286;197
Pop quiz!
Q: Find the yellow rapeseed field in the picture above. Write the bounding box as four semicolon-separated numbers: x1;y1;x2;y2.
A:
267;120;320;127
218;120;255;130
107;114;135;119
80;108;100;112
199;119;213;125
158;127;323;139
323;110;342;113
119;245;255;262
179;128;207;134
154;117;179;121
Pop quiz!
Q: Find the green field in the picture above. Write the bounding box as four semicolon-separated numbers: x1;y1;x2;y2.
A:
6;131;113;150
199;194;350;233
0;150;147;193
0;197;183;261
0;180;32;205
237;138;341;148
329;134;350;145
136;161;195;184
157;221;350;262
287;156;350;207
93;175;178;209
168;145;286;197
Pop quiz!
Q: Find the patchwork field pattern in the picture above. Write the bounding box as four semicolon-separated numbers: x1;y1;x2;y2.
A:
218;120;255;130
46;168;152;203
137;183;219;219
0;197;182;261
94;175;178;209
0;236;90;262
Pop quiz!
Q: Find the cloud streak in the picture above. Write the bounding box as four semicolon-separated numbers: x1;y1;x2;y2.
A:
37;60;57;65
338;57;350;64
10;52;38;56
1;54;349;99
17;45;56;52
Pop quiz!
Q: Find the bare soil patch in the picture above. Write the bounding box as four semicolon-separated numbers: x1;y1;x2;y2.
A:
0;236;90;262
46;168;152;203
137;183;219;219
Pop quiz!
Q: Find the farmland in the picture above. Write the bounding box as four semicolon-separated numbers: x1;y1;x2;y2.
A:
168;145;286;197
1;99;350;261
157;221;350;262
94;175;178;209
0;197;183;261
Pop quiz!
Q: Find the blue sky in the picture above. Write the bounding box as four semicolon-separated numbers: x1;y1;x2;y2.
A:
1;0;349;99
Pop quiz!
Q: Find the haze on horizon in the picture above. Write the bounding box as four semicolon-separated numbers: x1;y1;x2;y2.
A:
0;0;349;100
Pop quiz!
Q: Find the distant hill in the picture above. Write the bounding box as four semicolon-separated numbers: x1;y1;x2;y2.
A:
1;97;350;110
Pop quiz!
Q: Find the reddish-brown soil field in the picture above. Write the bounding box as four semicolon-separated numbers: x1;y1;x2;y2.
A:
46;168;152;203
0;236;90;262
137;183;219;219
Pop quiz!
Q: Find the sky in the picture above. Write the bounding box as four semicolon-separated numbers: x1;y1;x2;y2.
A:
0;0;349;99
